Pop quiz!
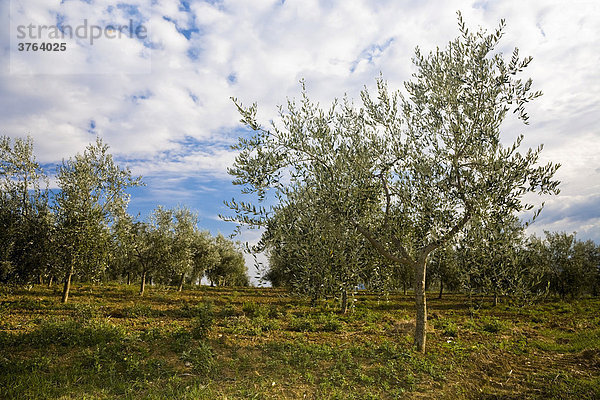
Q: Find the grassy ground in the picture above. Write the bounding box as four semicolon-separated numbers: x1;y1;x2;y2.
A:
0;284;599;399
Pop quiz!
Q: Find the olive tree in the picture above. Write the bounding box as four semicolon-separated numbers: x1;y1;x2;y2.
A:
0;136;53;284
226;14;559;352
260;187;380;311
190;230;220;285
456;215;536;305
55;138;141;303
205;234;248;287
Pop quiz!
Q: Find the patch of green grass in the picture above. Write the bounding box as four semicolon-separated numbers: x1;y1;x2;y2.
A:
533;328;600;353
15;318;127;348
181;341;214;375
190;303;214;340
479;315;508;334
433;318;459;337
1;285;599;399
123;303;160;318
541;374;600;399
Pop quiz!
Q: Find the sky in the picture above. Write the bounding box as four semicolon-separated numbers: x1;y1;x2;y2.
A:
1;0;599;284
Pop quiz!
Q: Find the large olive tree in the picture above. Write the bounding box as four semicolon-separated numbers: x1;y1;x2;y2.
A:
226;14;559;352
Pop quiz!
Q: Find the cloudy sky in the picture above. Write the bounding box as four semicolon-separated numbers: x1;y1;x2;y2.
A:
2;0;599;282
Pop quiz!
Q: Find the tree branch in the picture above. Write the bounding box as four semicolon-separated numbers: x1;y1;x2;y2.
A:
355;224;413;267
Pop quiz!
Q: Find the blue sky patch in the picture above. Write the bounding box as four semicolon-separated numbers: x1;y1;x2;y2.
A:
350;37;395;73
131;91;152;103
163;16;200;40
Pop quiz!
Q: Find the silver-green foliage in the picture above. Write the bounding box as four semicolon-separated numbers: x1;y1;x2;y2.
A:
0;136;54;284
55;138;142;302
226;13;559;351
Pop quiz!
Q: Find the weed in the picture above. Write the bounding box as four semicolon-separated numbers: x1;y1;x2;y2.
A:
218;303;239;317
480;316;507;334
288;316;316;332
179;302;214;318
181;342;214;375
63;302;100;321
191;304;214;340
123;303;157;318
22;318;126;347
169;326;194;352
242;302;265;318
433;318;458;337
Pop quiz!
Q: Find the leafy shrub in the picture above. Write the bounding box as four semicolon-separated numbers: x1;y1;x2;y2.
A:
288;316;316;332
480;316;507;334
433;318;458;337
191;304;214;340
242;302;265;318
181;342;214;375
23;319;126;347
123;304;156;318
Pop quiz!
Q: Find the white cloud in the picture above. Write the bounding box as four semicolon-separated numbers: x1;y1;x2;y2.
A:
1;0;599;252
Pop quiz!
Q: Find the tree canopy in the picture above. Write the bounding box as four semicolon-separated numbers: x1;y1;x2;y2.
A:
226;13;560;352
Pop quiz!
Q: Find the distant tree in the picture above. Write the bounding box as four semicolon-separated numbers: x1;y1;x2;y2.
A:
225;14;560;351
140;206;174;295
206;235;248;287
54;138;141;303
540;232;599;298
260;188;378;312
0;136;53;284
427;244;461;300
456;215;534;305
171;207;199;291
190;230;220;285
571;239;599;297
109;213;135;284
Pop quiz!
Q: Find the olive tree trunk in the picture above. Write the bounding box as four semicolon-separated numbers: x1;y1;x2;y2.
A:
341;288;348;314
61;265;74;303
414;258;427;353
178;273;185;292
139;270;147;296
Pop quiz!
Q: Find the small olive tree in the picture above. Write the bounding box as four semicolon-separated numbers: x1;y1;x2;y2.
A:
226;13;559;352
55;138;141;303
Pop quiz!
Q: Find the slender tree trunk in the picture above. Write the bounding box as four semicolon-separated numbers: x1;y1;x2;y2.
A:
438;279;444;300
178;273;185;292
126;272;131;285
493;292;498;307
341;288;348;314
61;266;74;303
140;270;147;296
414;259;427;353
48;276;53;287
403;282;407;296
39;274;44;285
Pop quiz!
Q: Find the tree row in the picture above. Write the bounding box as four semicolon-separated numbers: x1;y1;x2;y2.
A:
0;136;248;302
